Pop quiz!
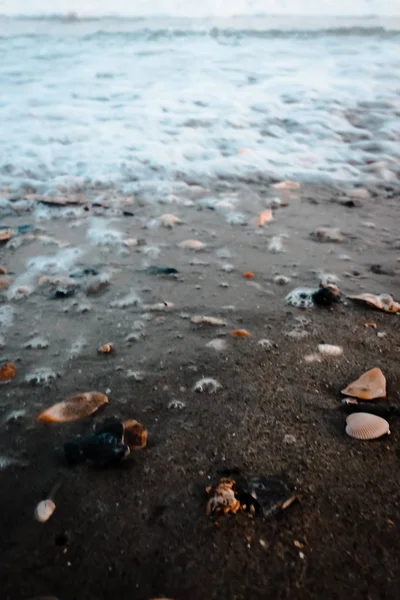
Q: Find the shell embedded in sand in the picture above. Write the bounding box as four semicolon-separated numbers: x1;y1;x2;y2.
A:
341;368;386;400
159;213;182;228
38;391;108;423
191;315;227;326
0;362;16;381
178;239;205;250
123;420;148;449
257;209;273;227
349;293;400;313
98;343;114;354
345;413;390;440
34;499;56;523
232;329;251;337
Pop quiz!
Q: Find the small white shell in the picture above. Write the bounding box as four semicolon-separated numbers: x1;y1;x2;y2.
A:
317;344;343;356
345;413;390;440
35;499;56;523
178;239;205;250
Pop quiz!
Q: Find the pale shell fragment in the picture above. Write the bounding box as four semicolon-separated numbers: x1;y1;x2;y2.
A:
178;239;205;250
345;413;390;440
349;293;400;313
317;344;343;356
35;499;56;523
191;315;227;326
272;180;300;190
158;214;183;228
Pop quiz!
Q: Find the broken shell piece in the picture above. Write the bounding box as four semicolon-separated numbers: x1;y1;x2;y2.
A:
272;180;300;190
345;413;390;440
98;343;114;354
349;293;400;313
159;214;183;228
0;267;6;274
243;271;255;278
191;315;227;326
143;301;174;311
38;391;108;423
257;209;273;227
0;229;13;242
0;275;14;289
311;227;343;243
318;344;343;357
193;377;222;393
35;499;56;523
257;339;275;351
206;478;241;516
232;329;251;337
123;238;138;247
178;240;205;250
123;420;148;450
0;362;16;381
341;368;386;400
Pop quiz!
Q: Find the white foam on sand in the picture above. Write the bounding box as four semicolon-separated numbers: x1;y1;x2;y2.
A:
0;15;399;194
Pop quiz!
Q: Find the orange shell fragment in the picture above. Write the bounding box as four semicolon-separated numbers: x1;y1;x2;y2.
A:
232;329;251;337
341;368;386;401
123;419;148;450
98;343;114;354
243;272;254;278
0;229;13;242
38;391;108;423
349;293;400;313
257;209;273;227
0;362;16;381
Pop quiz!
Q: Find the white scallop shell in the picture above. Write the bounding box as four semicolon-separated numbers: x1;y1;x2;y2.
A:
345;413;390;440
35;499;56;522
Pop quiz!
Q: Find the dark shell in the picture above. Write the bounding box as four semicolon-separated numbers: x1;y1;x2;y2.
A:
81;433;130;468
93;417;124;442
312;283;341;307
235;476;296;518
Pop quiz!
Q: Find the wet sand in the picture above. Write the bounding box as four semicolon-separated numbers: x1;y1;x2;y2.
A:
1;180;400;599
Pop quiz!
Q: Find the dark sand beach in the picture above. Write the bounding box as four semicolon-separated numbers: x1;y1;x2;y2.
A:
1;179;400;599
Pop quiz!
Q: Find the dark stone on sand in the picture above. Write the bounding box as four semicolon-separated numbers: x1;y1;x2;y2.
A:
370;264;395;276
53;288;76;299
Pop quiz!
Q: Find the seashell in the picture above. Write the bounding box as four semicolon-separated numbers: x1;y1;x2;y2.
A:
342;368;386;400
0;229;14;242
272;180;300;190
364;322;377;328
206;338;228;351
123;238;138;247
0;362;16;381
349;293;400;313
193;377;222;393
98;343;114;354
257;209;273;227
178;239;205;250
142;301;174;311
34;499;56;523
0;266;6;274
158;213;183;228
345;412;390;440
123;419;148;449
191;315;227;326
311;227;343;243
285;287;315;309
232;329;251;337
206;478;241;516
38;391;108;423
317;344;343;356
243;272;254;278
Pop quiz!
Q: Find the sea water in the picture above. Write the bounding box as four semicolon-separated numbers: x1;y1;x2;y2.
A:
0;3;399;195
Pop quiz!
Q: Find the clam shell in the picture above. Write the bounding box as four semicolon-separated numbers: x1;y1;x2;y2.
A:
231;329;251;337
35;499;56;522
341;368;386;400
38;391;108;423
159;213;182;228
317;344;343;356
345;413;390;440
